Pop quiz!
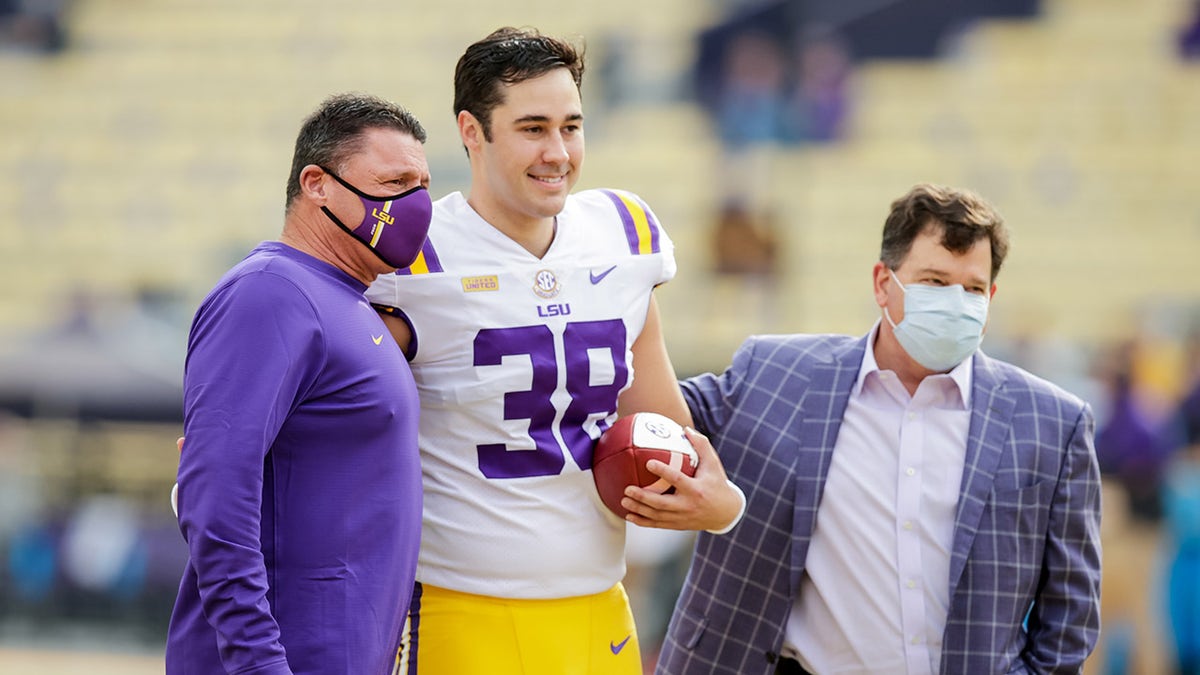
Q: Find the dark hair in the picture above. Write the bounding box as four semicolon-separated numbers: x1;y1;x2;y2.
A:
453;27;584;141
880;183;1010;281
285;92;426;208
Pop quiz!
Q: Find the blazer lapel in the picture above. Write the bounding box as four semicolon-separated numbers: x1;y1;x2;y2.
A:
947;352;1017;593
789;335;866;592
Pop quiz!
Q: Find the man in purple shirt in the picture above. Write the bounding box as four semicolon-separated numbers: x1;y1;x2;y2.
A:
166;92;433;675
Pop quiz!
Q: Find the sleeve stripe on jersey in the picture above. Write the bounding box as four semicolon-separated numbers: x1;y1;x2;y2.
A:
601;189;661;255
395;239;444;275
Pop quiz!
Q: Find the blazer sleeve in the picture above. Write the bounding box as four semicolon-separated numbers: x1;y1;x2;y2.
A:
680;337;756;437
1024;402;1103;673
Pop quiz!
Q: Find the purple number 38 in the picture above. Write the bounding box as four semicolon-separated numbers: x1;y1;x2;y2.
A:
473;319;628;479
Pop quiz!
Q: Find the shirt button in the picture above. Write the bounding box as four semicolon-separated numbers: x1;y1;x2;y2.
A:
907;412;917;420
903;520;913;530
906;580;917;589
906;467;916;476
912;636;921;645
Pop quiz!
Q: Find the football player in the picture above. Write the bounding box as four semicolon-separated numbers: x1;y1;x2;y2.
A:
369;27;746;675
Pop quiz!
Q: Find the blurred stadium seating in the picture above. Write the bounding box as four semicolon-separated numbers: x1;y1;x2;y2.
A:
1;0;1198;671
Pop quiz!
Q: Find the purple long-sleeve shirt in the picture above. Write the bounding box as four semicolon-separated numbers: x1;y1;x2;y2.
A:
166;242;422;675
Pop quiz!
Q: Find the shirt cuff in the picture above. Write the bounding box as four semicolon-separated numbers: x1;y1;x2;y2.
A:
706;479;746;535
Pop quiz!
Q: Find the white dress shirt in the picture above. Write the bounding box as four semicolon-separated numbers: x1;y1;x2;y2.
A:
784;324;972;674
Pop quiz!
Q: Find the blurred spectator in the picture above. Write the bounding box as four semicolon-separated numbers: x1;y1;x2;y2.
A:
1164;330;1200;451
1162;330;1200;674
701;28;791;280
1090;331;1200;673
0;0;67;54
594;31;635;112
6;521;59;604
702;23;852;152
782;26;853;144
707;197;784;335
1180;0;1200;60
695;13;850;302
1165;457;1200;675
713;30;792;152
1095;339;1173;522
61;496;145;599
711;199;780;279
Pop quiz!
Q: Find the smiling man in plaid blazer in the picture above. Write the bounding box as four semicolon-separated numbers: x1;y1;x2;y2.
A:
644;184;1101;675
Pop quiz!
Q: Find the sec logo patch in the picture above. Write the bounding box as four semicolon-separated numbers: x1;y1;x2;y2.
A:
532;269;561;299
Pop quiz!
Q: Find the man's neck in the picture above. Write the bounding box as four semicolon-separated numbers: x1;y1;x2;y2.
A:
280;212;377;286
466;196;556;259
872;328;934;396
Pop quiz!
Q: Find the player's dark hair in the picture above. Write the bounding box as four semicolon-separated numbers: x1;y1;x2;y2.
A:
454;26;585;141
880;183;1010;282
286;92;426;209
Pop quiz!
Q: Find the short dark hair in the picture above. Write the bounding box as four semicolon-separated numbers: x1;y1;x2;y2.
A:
880;183;1010;281
453;27;585;141
285;92;426;208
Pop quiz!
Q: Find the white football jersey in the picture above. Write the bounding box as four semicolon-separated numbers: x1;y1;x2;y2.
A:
366;189;676;598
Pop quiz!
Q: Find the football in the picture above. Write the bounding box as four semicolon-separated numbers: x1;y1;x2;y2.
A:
592;412;699;518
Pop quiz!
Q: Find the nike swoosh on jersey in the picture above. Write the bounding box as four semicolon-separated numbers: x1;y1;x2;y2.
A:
610;635;632;655
590;265;618;284
372;334;384;345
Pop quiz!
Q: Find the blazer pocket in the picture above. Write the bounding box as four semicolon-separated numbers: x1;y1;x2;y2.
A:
986;480;1054;525
975;480;1055;590
679;612;709;650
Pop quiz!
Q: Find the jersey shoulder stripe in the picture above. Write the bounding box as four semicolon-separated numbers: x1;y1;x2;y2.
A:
599;189;662;256
396;239;444;275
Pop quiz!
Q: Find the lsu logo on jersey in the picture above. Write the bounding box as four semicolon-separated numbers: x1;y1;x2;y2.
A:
532;269;561;299
537;303;571;318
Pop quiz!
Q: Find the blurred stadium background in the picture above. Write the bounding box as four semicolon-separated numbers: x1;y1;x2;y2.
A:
1;0;1198;672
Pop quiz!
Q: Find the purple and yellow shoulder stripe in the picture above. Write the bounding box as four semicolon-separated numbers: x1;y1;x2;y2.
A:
395;238;444;275
601;189;663;255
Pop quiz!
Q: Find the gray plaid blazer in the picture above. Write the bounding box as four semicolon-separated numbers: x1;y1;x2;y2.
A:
657;333;1102;675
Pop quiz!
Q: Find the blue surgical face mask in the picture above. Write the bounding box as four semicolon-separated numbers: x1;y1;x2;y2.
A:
320;167;433;269
884;269;989;372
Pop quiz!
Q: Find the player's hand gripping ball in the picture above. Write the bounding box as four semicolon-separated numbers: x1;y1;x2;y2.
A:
592;412;699;518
